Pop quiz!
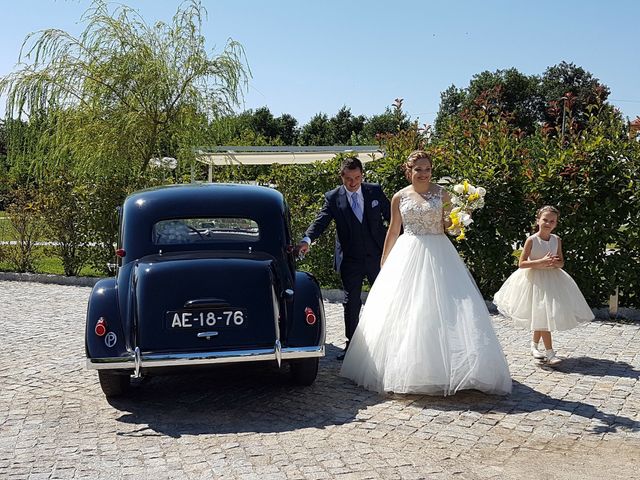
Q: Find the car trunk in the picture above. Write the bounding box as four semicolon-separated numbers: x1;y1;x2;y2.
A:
133;255;279;352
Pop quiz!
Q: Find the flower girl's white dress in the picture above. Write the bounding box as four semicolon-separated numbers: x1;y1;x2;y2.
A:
340;186;512;396
493;234;594;331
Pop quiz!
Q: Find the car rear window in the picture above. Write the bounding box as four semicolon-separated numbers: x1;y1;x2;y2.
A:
152;218;260;244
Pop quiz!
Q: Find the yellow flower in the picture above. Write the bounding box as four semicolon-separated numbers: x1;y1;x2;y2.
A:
456;231;466;241
468;192;480;202
463;180;470;194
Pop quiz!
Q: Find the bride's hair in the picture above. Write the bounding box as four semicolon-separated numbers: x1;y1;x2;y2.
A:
404;150;432;180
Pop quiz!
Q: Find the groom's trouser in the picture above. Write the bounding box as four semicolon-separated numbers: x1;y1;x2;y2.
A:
340;254;381;345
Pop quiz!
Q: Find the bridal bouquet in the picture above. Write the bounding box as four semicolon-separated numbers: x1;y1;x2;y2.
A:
447;180;486;241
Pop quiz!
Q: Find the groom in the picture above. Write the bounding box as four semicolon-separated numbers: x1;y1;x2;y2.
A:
297;157;391;360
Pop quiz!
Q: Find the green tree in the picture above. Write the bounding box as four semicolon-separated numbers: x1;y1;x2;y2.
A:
299;113;332;145
275;113;299;145
249;106;279;139
3;186;43;272
434;85;468;134
434;63;614;136
0;119;6;157
328;106;366;144
363;105;412;141
539;61;613;132
206;108;298;146
246;107;299;144
0;120;8;209
0;0;249;177
40;173;92;276
435;68;541;134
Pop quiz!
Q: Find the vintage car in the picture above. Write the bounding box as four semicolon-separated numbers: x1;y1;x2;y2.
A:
85;183;325;397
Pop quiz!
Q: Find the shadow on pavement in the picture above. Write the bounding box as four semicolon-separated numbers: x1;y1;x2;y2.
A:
546;356;640;379
408;378;639;435
111;344;378;438
111;345;639;438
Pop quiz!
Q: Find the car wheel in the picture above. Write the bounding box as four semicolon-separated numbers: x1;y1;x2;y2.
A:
98;371;131;398
290;358;319;386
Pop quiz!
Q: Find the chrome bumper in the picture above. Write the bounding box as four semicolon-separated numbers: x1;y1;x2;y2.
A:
87;344;324;371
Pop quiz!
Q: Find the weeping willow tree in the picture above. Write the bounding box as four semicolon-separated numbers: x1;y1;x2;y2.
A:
0;0;249;177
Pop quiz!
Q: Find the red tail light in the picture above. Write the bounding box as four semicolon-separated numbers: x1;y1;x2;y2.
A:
115;248;126;258
304;307;317;325
95;317;107;337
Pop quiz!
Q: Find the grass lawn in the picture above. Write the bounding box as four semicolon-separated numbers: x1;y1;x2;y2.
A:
1;211;104;276
0;245;105;277
0;212;11;242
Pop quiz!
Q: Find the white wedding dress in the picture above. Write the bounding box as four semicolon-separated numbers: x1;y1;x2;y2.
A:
340;186;512;396
493;233;594;331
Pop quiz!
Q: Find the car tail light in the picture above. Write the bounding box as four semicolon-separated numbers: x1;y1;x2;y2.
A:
95;317;107;336
305;307;317;325
115;248;126;258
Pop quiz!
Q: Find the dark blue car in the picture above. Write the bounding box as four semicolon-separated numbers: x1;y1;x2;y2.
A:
86;183;325;398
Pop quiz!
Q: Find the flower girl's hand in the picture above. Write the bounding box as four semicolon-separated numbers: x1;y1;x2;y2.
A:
539;252;556;268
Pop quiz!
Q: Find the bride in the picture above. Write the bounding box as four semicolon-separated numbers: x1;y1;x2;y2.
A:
340;150;512;396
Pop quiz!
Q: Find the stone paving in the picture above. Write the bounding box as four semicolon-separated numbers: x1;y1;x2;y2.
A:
0;280;639;480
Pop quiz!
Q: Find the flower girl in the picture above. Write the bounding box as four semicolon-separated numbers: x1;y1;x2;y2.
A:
493;206;594;365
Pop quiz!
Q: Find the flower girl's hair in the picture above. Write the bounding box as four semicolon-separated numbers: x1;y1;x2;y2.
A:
533;205;561;232
404;150;432;180
536;205;560;220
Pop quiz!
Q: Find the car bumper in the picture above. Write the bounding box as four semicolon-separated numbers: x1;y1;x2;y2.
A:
87;344;325;371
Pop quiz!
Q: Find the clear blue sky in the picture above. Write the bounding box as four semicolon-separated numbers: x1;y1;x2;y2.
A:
2;0;639;127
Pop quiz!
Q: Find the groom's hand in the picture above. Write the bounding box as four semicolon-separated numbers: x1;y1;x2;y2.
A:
295;241;310;257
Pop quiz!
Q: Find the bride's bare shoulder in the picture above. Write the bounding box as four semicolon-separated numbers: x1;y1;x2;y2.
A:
393;186;412;198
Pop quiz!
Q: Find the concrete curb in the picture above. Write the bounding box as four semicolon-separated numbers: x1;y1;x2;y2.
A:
0;272;101;287
1;271;638;321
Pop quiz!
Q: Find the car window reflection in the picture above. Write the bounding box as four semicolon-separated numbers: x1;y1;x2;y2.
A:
153;218;260;244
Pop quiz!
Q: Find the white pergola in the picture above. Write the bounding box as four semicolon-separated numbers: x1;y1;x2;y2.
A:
193;146;384;182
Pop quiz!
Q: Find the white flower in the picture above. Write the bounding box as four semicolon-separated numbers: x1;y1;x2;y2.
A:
445;179;487;241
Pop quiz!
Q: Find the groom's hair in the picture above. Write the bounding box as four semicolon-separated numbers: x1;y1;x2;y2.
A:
340;157;363;174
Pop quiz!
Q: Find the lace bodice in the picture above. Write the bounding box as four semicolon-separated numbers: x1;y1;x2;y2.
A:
399;187;445;235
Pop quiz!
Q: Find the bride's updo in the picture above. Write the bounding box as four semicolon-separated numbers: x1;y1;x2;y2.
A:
404;150;433;180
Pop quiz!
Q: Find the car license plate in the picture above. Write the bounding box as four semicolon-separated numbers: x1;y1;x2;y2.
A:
166;308;247;329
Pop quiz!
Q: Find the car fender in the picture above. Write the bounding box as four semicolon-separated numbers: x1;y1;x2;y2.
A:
85;278;128;360
288;271;325;347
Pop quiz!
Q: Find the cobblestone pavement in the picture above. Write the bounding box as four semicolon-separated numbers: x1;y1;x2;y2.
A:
0;280;639;480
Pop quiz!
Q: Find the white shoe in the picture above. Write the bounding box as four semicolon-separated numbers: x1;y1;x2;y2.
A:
530;346;546;359
545;350;562;366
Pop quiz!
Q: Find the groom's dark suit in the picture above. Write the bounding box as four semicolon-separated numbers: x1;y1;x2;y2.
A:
305;182;391;345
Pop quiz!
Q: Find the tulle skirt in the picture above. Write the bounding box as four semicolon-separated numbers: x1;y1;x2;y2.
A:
493;268;594;332
340;233;512;396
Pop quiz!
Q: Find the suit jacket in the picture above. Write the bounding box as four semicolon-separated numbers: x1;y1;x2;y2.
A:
305;183;391;271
